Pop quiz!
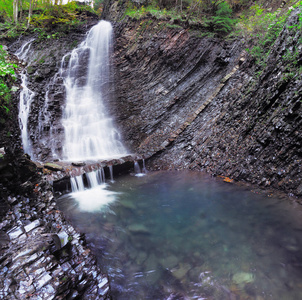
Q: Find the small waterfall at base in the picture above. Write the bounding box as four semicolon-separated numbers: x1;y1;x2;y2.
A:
142;159;147;174
69;167;118;212
70;168;106;193
134;160;147;177
109;165;114;183
62;20;127;162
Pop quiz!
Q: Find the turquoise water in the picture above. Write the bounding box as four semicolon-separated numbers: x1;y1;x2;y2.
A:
57;171;302;300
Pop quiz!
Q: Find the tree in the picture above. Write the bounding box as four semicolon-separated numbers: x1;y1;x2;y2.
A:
27;0;33;28
208;1;236;33
13;0;19;23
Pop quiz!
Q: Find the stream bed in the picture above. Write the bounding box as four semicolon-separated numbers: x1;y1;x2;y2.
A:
57;171;302;300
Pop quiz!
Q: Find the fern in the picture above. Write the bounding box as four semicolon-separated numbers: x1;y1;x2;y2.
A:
210;1;236;34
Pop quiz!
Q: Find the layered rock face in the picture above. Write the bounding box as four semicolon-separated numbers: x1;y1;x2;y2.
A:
111;9;302;197
0;180;111;300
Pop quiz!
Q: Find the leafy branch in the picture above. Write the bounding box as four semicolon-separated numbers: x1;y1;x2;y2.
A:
0;45;18;115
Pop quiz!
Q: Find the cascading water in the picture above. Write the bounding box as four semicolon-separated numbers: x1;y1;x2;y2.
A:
61;20;127;161
68;167;118;212
19;73;35;157
58;21;128;207
15;38;34;60
16;39;35;158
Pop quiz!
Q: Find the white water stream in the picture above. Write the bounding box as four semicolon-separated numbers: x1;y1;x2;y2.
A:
16;39;35;158
16;22;128;206
60;21;128;205
70;168;118;212
62;20;127;161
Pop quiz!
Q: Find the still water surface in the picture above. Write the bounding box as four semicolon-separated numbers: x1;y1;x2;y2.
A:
57;171;302;300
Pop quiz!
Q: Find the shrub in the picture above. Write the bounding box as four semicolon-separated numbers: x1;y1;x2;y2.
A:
0;45;17;115
204;1;236;34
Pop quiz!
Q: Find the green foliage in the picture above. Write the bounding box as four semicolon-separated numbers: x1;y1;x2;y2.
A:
125;4;174;20
0;22;27;40
93;0;104;14
0;0;13;21
210;1;236;33
244;6;289;65
125;1;236;34
0;0;95;38
0;45;17;115
30;2;78;29
243;2;302;82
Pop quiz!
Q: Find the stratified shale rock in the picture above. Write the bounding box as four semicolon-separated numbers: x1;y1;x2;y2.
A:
0;171;111;299
111;8;302;197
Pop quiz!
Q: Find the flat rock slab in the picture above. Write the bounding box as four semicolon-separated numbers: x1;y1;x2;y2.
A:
44;162;64;171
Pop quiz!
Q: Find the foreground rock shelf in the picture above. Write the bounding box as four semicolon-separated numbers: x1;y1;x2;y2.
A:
0;150;142;299
0;179;111;299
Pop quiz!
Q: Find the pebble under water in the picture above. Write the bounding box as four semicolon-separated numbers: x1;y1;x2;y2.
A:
57;171;302;300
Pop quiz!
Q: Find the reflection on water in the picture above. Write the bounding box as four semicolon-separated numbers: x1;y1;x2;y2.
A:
57;171;302;300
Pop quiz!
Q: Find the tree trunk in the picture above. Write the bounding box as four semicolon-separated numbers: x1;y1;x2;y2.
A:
13;0;18;23
19;0;23;20
27;0;33;28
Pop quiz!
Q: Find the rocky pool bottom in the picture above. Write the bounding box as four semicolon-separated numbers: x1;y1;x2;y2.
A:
58;170;302;300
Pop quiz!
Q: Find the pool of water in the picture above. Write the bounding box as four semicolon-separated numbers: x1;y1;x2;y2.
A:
57;171;302;300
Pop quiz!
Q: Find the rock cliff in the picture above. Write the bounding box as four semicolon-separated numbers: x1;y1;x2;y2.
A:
3;5;301;198
109;7;302;197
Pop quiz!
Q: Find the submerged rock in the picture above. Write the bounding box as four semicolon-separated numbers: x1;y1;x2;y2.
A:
160;255;179;269
172;263;191;280
128;223;150;234
119;199;136;209
232;272;255;285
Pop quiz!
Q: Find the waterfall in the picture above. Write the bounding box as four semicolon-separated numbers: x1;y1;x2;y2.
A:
71;167;108;192
19;73;35;157
134;160;147;177
134;161;142;174
61;21;128;209
61;20;127;161
69;167;117;212
142;159;147;174
15;38;34;60
16;39;35;158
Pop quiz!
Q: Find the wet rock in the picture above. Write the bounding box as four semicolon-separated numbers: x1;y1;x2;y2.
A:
136;251;147;265
0;170;111;300
7;226;24;240
160;254;179;269
119;199;136;210
128;223;150;234
57;230;69;248
232;272;255;285
24;219;41;233
171;263;191;280
34;272;52;290
145;253;158;271
111;10;302;198
188;266;204;281
44;162;64;171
